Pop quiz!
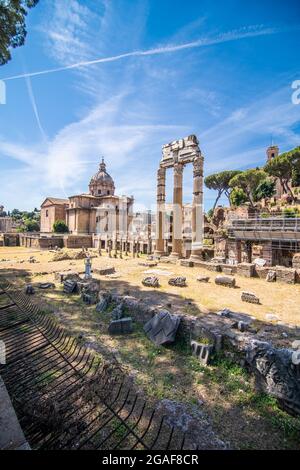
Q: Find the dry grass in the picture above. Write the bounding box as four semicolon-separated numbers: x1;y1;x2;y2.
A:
1;246;300;326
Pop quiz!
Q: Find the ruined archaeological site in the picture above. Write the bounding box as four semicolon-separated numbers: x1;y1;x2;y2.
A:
1;0;300;458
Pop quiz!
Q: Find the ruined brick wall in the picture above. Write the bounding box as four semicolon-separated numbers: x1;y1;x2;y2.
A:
64;235;93;249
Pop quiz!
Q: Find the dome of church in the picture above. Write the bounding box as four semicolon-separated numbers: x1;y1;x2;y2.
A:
89;158;115;196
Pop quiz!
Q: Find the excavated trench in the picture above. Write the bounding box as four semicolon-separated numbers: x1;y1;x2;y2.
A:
0;278;187;450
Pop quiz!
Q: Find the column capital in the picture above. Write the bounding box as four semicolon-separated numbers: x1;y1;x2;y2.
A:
173;162;184;176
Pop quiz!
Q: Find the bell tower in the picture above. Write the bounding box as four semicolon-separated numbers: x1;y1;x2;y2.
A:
266;145;279;162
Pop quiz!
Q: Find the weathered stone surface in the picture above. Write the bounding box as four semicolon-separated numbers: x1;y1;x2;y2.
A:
81;293;95;304
275;266;296;284
217;308;233;318
55;271;79;283
38;282;54;289
144;310;181;346
196;276;210;283
94;266;116;276
222;267;234;275
191;340;214;365
138;261;158;267
179;260;194;267
96;292;111;313
25;284;34;295
246;340;300;416
241;291;260;304
142;276;160;288
292;253;300;270
196;261;221;272
108;317;133;335
111;303;124;320
237;263;255;278
155;399;227;449
168;276;186;287
63;279;78;294
266;270;276;282
215;275;236;288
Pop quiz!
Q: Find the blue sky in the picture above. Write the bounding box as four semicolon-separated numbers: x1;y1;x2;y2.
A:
0;0;300;212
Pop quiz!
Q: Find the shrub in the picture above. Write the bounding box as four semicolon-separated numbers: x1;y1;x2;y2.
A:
53;220;69;233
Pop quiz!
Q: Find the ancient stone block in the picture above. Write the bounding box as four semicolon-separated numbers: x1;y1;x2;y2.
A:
266;270;276;282
38;282;54;289
142;276;160;288
25;285;34;295
96;292;111;313
168;277;187;287
196;276;210;283
179;260;194;267
241;291;260;304
222;267;234;275
108;317;133;335
197;261;221;272
144;310;181;346
63;279;78;294
292;253;300;270
215;275;236;288
217;308;233;318
138;261;158;267
275;266;296;284
237;263;255;278
55;271;79;283
94;266;116;276
111;303;124;320
246;340;300;416
191;340;214;365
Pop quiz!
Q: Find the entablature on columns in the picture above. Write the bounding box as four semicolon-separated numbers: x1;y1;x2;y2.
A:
160;135;202;169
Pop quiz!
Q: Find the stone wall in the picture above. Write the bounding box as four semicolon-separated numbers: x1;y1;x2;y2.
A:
64;235;93;249
275;266;296;284
237;263;255;278
109;293;300;416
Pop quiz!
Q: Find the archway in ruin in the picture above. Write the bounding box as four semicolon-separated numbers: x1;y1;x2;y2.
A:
154;135;204;260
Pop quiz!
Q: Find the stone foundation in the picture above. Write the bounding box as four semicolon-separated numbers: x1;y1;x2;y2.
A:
275;266;296;284
237;263;255;278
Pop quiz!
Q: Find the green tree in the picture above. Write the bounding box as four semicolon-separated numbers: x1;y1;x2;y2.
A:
53;220;69;233
24;218;39;231
229;169;267;208
253;179;276;201
229;187;248;207
204;170;241;212
0;0;39;65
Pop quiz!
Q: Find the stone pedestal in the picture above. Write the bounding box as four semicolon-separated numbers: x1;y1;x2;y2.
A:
170;162;183;259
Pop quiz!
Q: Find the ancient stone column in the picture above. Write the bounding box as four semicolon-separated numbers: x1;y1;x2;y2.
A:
154;167;166;257
190;154;204;261
170;162;183;259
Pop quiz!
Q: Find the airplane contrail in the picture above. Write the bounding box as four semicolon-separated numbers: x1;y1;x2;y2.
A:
2;25;299;81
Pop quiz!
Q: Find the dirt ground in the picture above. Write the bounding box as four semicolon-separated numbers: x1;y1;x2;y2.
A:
1;246;300;449
1;246;300;326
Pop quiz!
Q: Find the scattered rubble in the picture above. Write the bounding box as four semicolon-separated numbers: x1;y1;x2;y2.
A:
144;310;181;346
142;276;160;288
215;275;236;288
196;275;210;283
168;276;186;287
241;291;260;304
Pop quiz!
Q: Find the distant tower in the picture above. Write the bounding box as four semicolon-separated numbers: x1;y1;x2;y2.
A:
266;145;279;162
